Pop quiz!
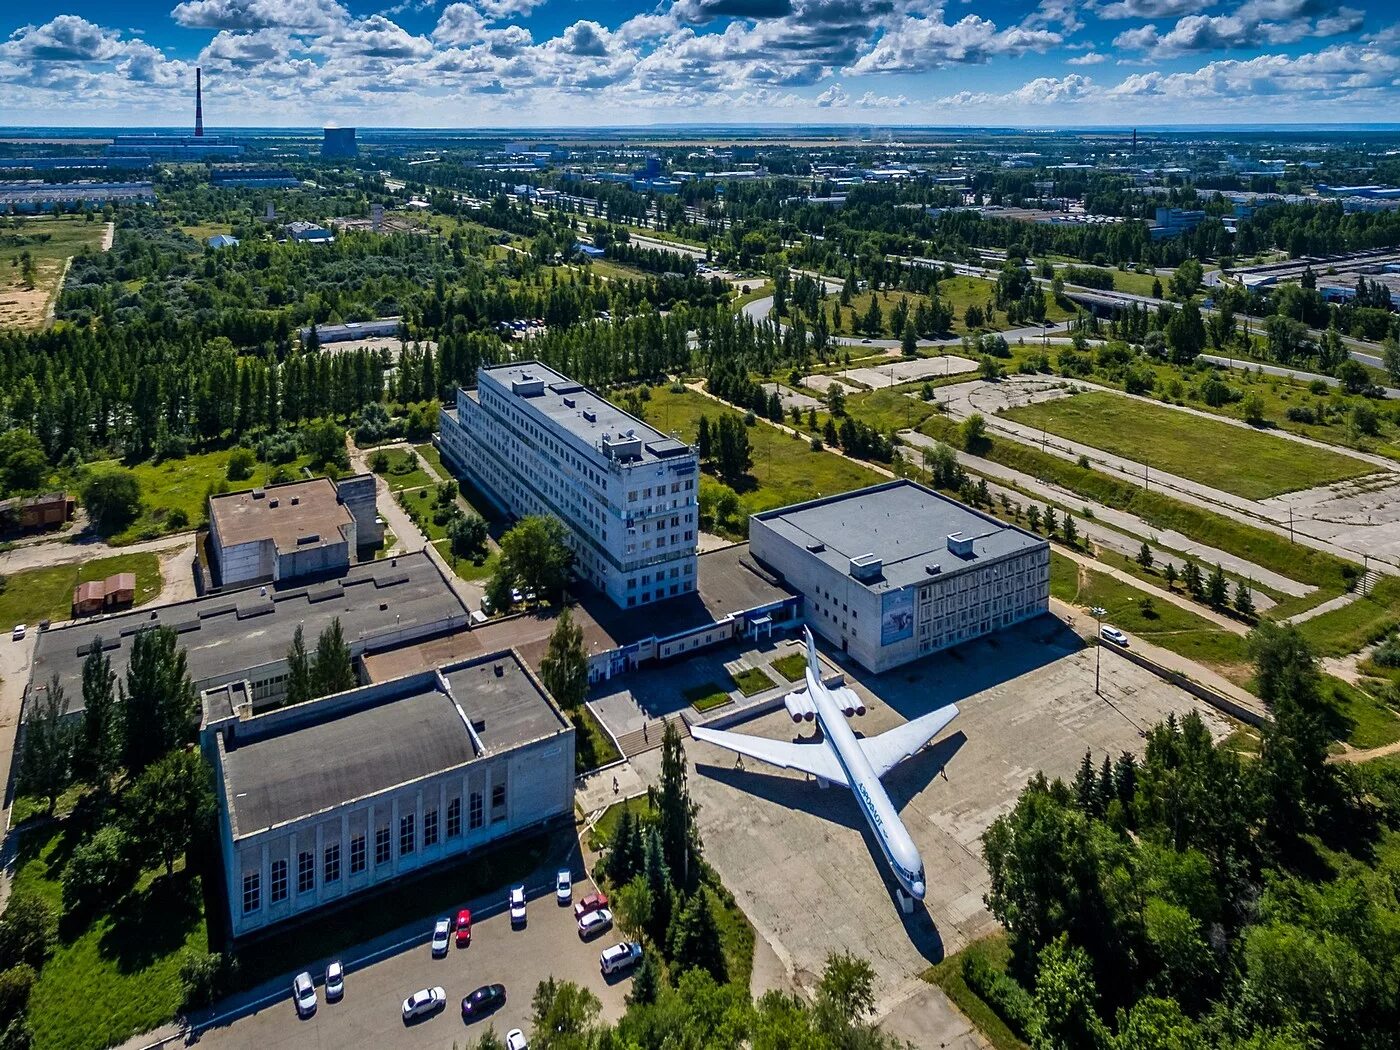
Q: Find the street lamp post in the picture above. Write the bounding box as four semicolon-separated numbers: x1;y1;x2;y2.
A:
1090;605;1107;696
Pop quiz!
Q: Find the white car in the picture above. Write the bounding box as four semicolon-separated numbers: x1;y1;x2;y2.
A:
430;918;451;956
577;907;614;940
509;885;527;926
292;971;317;1018
506;1030;529;1050
1100;625;1129;647
402;986;446;1021
556;869;572;905
11;624;25;641
324;960;344;1001
600;941;643;975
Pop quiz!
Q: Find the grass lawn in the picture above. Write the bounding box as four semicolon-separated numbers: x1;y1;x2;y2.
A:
571;703;622;773
1050;552;1252;677
915;413;1358;595
413;441;446;477
1297;577;1400;657
684;682;732;712
93;450;316;545
0;551;162;628
401;488;458;542
0;214;107;328
586;796;655;852
15;821;208;1050
179;223;232;243
772;653;808;681
731;666;775;697
923;933;1029;1050
434;540;499;582
642;387;885;526
1326;676;1400;750
1102;269;1163;298
376;448;436;492
1002;390;1375;500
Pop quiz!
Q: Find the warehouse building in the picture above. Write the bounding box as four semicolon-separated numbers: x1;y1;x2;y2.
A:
439;362;700;610
202;648;574;938
207;475;381;589
750;480;1049;673
26;550;467;717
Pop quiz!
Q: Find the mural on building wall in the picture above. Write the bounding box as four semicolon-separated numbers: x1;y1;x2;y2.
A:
879;587;914;646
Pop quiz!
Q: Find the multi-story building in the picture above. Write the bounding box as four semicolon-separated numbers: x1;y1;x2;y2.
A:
750;480;1049;673
439;362;699;609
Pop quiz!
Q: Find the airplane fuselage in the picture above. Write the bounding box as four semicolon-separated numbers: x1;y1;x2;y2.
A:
804;664;928;901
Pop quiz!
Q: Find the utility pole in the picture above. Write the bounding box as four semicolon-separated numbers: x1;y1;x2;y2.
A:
1091;605;1107;696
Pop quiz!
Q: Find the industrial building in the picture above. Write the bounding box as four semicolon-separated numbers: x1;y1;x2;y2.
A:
71;573;136;618
749;481;1049;673
211;168;300;189
206;475;381;589
299;317;401;345
322;127;358;159
438;362;700;610
25;550;467;717
282;220;334;244
0;181;155;212
0;491;73;534
202;648;574;938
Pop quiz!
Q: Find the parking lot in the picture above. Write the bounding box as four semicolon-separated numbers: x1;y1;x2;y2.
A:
638;617;1233;1019
194;878;634;1049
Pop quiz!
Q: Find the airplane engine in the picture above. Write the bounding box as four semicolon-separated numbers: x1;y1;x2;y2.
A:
783;693;805;723
833;687;860;718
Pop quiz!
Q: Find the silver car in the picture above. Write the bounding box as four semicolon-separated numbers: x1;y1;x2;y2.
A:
292;972;316;1018
402;986;446;1021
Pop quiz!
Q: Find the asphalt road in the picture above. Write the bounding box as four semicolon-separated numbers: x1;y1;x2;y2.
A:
193;881;634;1050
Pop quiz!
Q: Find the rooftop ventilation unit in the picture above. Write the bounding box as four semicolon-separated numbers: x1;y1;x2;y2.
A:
849;552;883;581
582;409;597;423
925;564;942;576
290;496;300;506
947;533;975;557
268;498;279;509
511;373;545;396
563;396;575;408
805;541;826;553
602;431;643;460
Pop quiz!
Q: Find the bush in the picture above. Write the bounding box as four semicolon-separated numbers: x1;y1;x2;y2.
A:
62;825;138;913
225;448;256;482
0;895;54;972
0;966;34;1026
370;450;390;474
178;949;234;1010
962;951;1038;1039
1372;635;1400;668
1286;405;1318;424
80;468;141;536
255;430;301;465
167;507;190;530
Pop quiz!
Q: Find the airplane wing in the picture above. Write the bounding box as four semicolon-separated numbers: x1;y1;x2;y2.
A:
690;725;849;786
858;704;960;779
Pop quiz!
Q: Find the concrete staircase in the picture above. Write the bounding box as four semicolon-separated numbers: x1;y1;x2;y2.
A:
615;713;691;758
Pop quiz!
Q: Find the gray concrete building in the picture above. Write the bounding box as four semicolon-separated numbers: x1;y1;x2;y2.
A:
207;475;382;589
750;480;1049;673
202;649;574;938
26;550;466;717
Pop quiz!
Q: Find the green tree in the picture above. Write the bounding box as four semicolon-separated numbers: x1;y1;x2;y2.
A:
0;430;49;493
826;383;845;417
225;447;255;482
696;415;712;461
1043;505;1058;536
1112;997;1206;1050
667;889;727;984
1165;303;1206;364
900;320;918;357
1163;563;1178;591
1027;505;1042;533
302;418;348;470
1136;543;1154;570
75;637;119;789
1030;935;1109;1050
627;949;660;1007
80;468;141;536
1063;513;1078;546
120;626;197;774
614;875;653;944
530;977;601;1050
311;617;355;697
495;515;573;602
713;414;752;485
61;825;137;913
541;608;587;710
448;513;489;561
0;894;54;972
285;624;312;706
1382;337;1400;385
17;676;73;814
123;749;215;877
815;950;877;1025
1169;259;1203;300
1234;581;1256;618
959;413;988;452
650;719;700;892
1205;564;1230;608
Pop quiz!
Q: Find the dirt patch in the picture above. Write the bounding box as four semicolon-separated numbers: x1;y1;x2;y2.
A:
0;259;64;328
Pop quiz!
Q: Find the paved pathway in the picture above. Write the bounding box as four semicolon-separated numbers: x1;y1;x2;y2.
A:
0;530;198;575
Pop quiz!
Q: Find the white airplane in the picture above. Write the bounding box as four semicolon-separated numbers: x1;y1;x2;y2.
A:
691;628;959;903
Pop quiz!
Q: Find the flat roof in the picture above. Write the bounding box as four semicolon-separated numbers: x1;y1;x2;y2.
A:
209;477;356;553
219;650;567;838
476;361;692;466
753;480;1046;593
29;551;465;718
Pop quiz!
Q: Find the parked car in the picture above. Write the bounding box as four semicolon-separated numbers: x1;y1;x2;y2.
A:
402;986;447;1021
574;892;608;921
509;885;527;926
1100;625;1129;647
461;983;507;1020
324;960;344;1001
506;1029;529;1050
455;908;472;947
11;624;25;641
600;941;643;975
292;971;317;1018
431;918;451;956
556;869;572;905
577;907;614;940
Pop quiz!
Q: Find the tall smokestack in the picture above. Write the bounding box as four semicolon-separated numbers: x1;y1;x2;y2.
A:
195;67;204;138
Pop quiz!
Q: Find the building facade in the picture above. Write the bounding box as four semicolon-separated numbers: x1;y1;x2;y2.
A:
750;481;1050;673
203;650;574;938
439;362;700;609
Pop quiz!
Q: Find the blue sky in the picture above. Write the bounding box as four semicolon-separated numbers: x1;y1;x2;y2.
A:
2;0;1398;127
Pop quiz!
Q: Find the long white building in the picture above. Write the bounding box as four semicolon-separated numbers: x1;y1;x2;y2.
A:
439;362;700;609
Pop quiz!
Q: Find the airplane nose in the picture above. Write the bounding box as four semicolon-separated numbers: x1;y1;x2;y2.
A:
911;881;925;900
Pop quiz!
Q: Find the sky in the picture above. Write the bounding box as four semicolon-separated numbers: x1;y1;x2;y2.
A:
3;0;1399;128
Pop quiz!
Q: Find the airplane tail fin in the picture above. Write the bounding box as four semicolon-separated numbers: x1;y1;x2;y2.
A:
804;626;820;678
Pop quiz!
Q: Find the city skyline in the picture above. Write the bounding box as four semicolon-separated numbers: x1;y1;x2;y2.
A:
2;0;1399;128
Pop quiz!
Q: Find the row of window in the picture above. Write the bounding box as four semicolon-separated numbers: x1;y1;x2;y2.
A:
241;788;501;914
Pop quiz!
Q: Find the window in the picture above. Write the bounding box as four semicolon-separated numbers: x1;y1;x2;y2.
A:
470;791;484;829
298;851;315;894
447;798;462;838
270;859;288;903
400;814;415;856
242;872;260;914
423;808;439;848
324;843;341;884
350;834;367;874
492;783;506;810
375;825;391;865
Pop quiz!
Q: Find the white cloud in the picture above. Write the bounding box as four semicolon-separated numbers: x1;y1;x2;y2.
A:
169;0;348;32
3;16;126;62
1067;50;1106;63
1095;0;1196;19
846;14;1061;75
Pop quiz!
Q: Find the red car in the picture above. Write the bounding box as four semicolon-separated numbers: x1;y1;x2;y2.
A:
573;892;608;922
454;908;472;947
